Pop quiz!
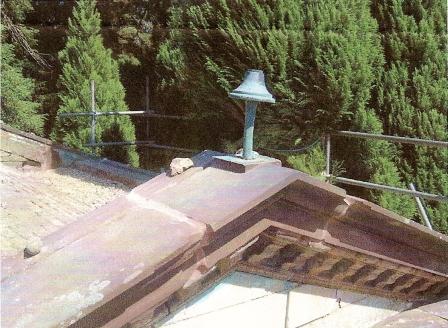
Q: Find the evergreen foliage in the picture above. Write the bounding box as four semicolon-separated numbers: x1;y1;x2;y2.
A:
300;0;415;216
157;0;307;146
1;42;43;134
372;0;447;232
157;0;415;217
1;1;43;134
53;0;139;166
287;146;327;181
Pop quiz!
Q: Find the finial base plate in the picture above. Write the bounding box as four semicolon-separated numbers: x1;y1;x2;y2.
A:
212;154;281;173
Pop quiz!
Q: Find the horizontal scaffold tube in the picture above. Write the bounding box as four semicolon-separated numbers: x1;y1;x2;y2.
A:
334;131;448;148
334;176;448;203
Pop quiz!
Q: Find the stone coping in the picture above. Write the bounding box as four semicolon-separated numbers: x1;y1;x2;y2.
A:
1;149;447;327
0;124;156;187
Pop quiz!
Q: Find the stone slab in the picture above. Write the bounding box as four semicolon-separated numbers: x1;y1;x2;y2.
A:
301;295;411;328
286;284;367;327
212;154;281;173
419;299;448;320
72;157;156;188
160;272;292;328
3;146;448;328
1;200;206;327
135;164;301;232
0;128;55;169
373;309;448;328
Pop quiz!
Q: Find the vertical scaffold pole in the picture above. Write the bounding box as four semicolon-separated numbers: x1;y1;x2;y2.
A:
325;134;331;179
145;75;150;112
90;80;96;145
145;75;150;140
409;183;433;230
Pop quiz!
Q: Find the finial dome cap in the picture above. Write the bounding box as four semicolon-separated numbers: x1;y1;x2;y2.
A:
229;69;275;103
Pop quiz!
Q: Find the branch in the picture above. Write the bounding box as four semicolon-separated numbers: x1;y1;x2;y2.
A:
1;12;51;69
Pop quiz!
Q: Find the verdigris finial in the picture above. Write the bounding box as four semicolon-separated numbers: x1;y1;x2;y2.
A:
229;70;275;160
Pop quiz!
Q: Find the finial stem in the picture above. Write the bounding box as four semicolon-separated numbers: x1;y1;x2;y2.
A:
243;101;258;160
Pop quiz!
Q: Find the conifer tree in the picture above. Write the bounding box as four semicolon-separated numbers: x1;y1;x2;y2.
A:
157;0;307;148
54;0;139;166
300;0;415;216
1;1;43;134
372;0;447;232
157;0;414;217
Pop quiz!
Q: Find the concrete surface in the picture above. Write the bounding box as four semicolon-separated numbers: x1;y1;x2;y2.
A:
159;272;295;328
373;299;448;327
157;272;412;328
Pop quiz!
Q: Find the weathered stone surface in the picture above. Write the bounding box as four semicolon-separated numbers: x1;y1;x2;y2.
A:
212;154;281;173
1;124;155;187
0;125;55;169
169;158;194;176
1;201;206;328
24;237;43;258
373;308;448;328
2;146;448;328
71;157;155;187
0;150;39;168
0;164;130;261
137;162;301;232
419;299;448;320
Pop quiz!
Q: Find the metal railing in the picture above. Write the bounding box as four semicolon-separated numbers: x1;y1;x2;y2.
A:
325;131;448;229
333;130;448;148
57;80;196;153
58;110;187;118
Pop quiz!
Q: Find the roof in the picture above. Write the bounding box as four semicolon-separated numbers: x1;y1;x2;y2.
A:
0;124;155;274
0;124;156;186
0;164;129;258
1;130;447;327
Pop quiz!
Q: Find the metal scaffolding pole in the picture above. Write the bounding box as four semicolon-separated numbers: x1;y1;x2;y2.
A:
335;131;448;148
59;110;187;120
148;143;198;153
90;80;96;145
409;183;433;230
57;79;195;155
85;141;197;153
325;134;331;178
86;141;155;147
145;75;150;113
145;75;150;140
334;177;447;203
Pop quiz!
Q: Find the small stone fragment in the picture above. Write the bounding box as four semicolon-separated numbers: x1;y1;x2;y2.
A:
24;237;43;258
169;158;194;176
308;241;331;252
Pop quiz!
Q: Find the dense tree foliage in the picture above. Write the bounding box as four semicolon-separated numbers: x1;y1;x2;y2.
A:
156;0;416;217
371;0;448;231
301;0;415;216
53;0;139;166
1;0;43;134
